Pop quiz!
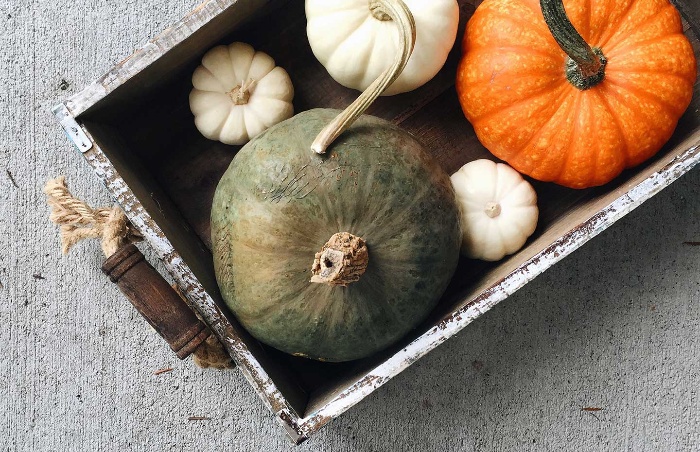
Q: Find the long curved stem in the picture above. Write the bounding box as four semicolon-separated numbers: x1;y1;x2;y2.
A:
311;0;416;154
540;0;607;90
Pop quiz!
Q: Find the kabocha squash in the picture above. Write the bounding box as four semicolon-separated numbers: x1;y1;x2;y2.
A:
457;0;697;189
190;42;294;145
306;0;459;95
211;0;461;362
451;160;539;261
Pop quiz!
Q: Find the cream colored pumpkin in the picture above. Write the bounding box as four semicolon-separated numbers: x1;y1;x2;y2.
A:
305;0;459;96
189;42;294;145
451;160;539;261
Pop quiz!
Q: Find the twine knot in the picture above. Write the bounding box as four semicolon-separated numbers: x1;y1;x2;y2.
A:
43;176;142;257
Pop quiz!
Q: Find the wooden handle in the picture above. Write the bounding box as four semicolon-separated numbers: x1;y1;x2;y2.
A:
102;244;212;359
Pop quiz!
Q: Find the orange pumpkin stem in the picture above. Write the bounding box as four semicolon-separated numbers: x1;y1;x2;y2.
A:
540;0;607;90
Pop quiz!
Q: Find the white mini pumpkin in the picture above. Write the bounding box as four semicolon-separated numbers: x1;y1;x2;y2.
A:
451;160;539;261
305;0;459;96
189;42;294;145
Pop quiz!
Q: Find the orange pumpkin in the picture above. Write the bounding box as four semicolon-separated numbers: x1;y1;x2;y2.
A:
456;0;697;189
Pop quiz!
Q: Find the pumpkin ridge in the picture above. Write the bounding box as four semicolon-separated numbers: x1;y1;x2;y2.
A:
356;269;414;330
362;183;431;242
497;181;532;205
584;0;592;42
205;104;231;139
255;69;286;95
496;220;519;255
512;86;577;174
490;162;500;201
196;66;228;92
326;16;378;85
601;1;674;51
467;44;561;64
242;105;266;130
591;88;630;167
606;66;696;83
582;93;605;185
603;74;686;117
248;98;294;128
595;0;638;49
493;83;572;165
456;193;495;211
236;279;319;323
348;137;441;241
228;44;253;84
238;108;249;142
306;10;369;46
348;263;407;321
603;6;680;55
245;101;271;129
258;288;338;351
553;91;583;182
506;200;540;210
513;0;550;24
586;0;615;44
463;209;489;218
296;284;339;329
469;78;567;123
202;46;236;88
318;174;345;231
234;229;314;256
487;221;504;258
486;8;555;45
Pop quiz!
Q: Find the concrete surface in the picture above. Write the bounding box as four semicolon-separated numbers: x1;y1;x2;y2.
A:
1;0;699;450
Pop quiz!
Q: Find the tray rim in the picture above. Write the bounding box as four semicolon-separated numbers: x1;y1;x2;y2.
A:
53;0;700;444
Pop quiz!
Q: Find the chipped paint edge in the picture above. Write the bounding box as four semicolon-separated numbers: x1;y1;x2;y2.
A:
295;140;700;435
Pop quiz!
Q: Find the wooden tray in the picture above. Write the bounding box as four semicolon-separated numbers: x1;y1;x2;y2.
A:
54;0;700;443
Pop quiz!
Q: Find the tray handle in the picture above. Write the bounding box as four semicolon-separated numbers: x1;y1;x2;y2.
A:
45;176;233;368
102;243;211;359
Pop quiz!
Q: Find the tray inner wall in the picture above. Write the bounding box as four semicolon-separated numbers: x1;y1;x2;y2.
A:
76;0;700;418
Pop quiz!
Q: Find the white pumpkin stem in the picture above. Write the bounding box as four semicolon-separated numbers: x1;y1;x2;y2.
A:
227;78;256;105
310;0;416;155
369;0;392;21
484;202;501;218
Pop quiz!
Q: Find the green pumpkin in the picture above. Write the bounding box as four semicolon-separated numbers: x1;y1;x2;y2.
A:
211;109;461;362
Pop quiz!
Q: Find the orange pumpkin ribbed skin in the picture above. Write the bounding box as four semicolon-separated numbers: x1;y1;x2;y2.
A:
456;0;697;188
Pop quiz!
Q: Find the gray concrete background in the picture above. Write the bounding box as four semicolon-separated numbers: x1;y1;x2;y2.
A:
1;0;699;450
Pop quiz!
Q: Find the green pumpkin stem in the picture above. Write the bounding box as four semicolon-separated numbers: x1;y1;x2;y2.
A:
310;232;369;286
311;0;416;154
540;0;607;90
